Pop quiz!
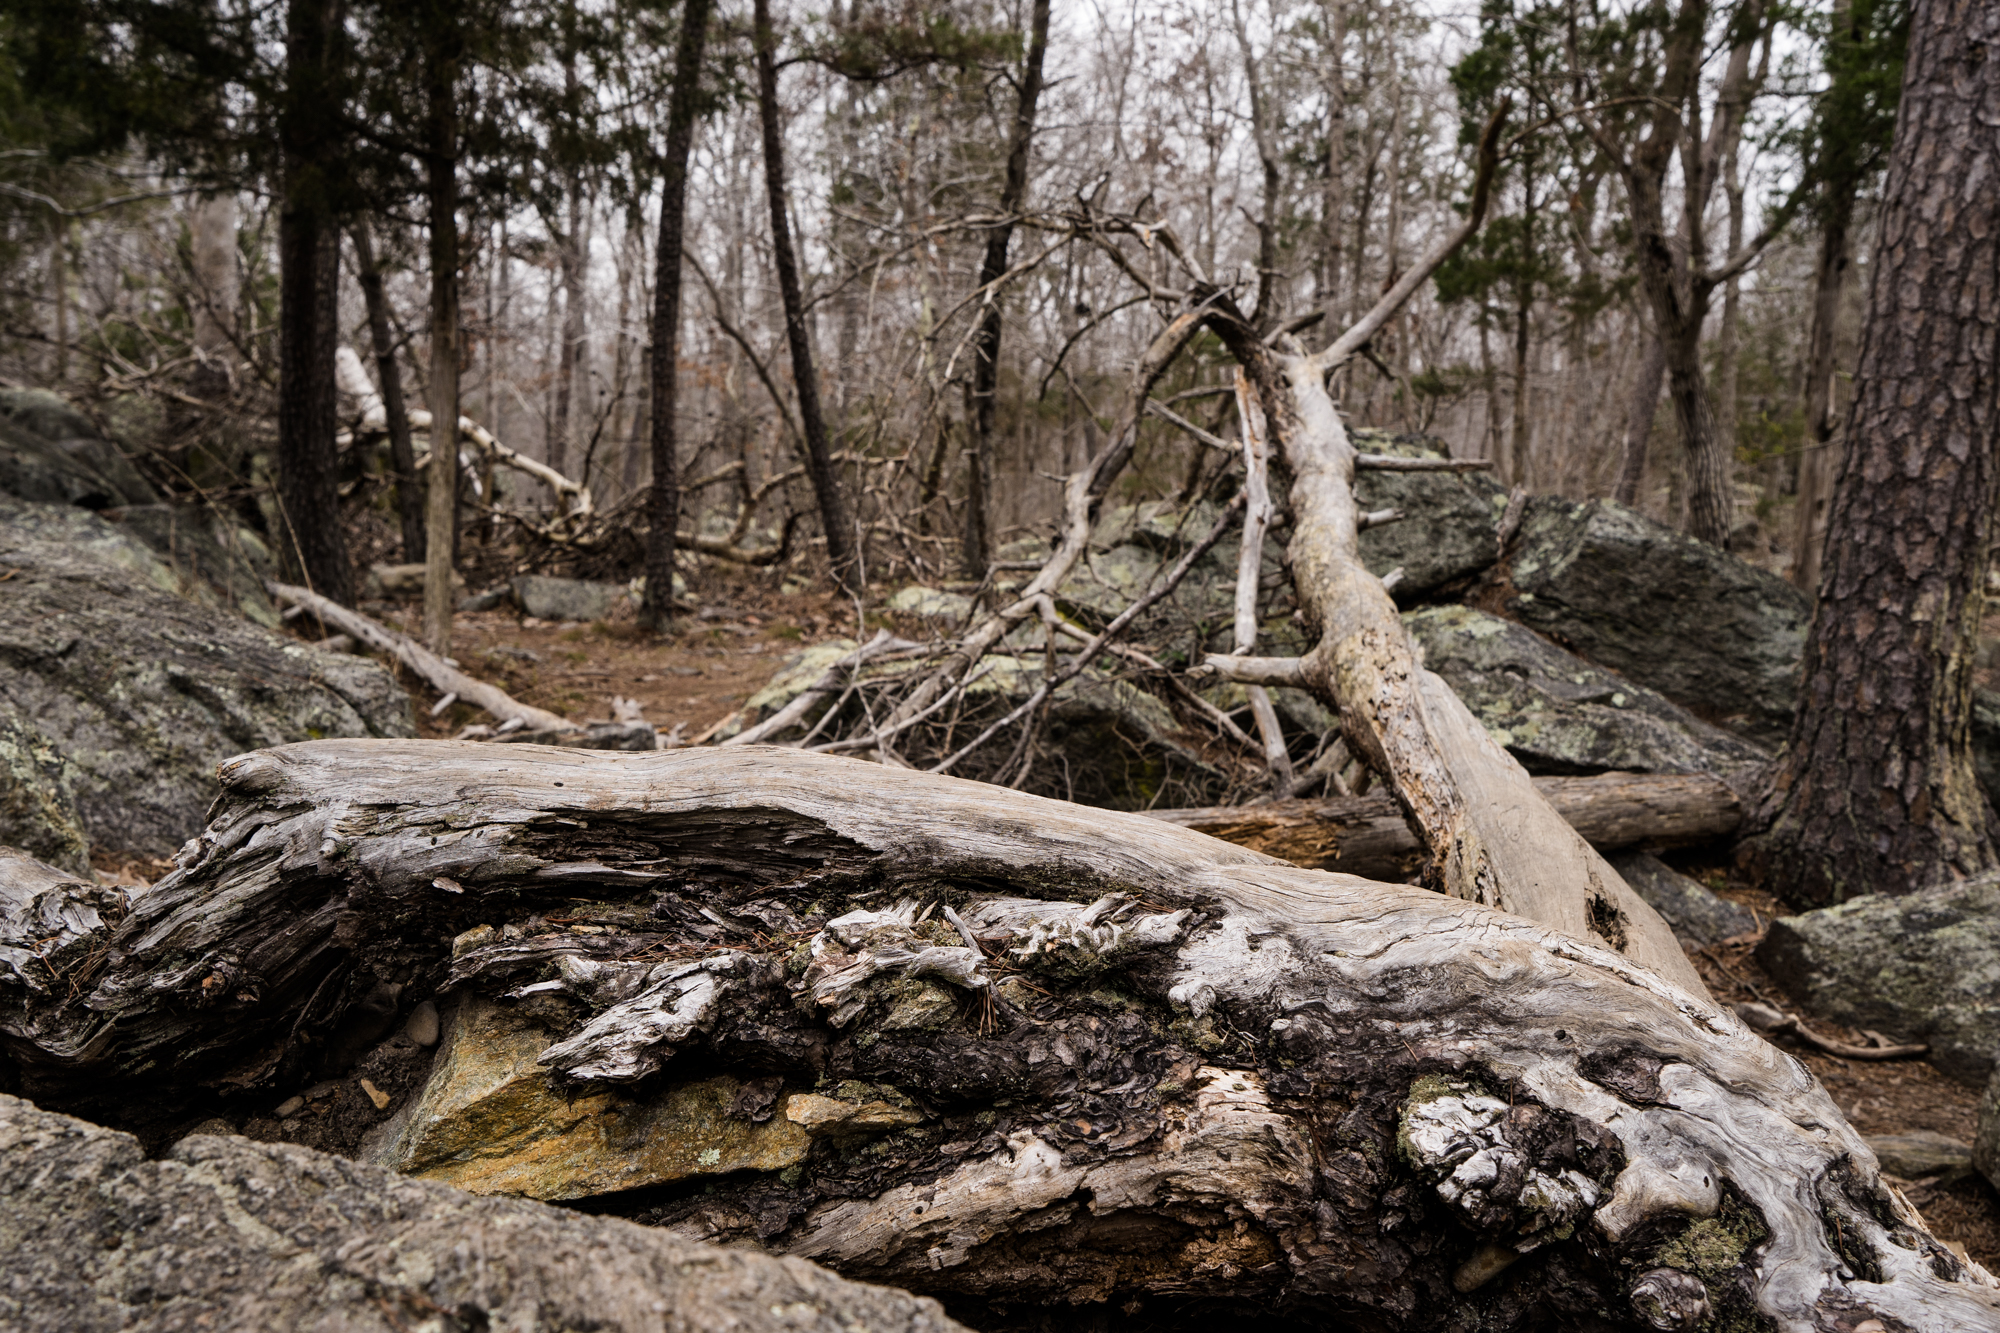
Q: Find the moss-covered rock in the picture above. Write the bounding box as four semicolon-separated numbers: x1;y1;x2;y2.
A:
0;701;90;876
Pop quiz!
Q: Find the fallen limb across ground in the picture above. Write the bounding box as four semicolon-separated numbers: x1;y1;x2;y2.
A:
1;740;1991;1331
1147;771;1743;879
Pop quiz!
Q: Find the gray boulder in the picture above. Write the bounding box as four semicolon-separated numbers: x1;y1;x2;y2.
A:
0;1094;965;1333
0;497;413;855
1351;428;1510;600
1500;498;1810;745
1607;852;1758;950
513;573;630;622
1758;875;2000;1084
1869;1130;1973;1184
1407;606;1769;778
0;393;157;512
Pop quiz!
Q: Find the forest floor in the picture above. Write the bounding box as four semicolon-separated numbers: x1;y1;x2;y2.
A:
89;567;2000;1272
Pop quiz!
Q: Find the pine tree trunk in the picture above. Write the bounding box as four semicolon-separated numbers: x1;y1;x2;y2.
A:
1750;0;2000;904
275;0;354;607
1791;191;1855;595
752;0;859;597
639;0;713;629
963;0;1051;579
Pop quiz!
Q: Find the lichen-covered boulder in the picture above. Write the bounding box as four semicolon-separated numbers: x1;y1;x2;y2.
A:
0;393;156;511
1406;606;1767;778
1499;498;1810;745
0;1094;966;1333
0;497;412;855
0;703;90;876
1351;428;1510;600
1759;875;2000;1084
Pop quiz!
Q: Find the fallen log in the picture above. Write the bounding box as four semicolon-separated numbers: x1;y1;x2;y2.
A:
1147;772;1743;880
267;580;571;734
1;741;1991;1330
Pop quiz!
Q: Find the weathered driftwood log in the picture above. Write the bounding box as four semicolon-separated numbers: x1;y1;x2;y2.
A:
1147;772;1743;880
1;740;1992;1331
0;1093;966;1333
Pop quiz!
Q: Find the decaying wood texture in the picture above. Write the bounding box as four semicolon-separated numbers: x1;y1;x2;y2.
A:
2;741;1992;1331
267;580;571;733
1148;772;1742;879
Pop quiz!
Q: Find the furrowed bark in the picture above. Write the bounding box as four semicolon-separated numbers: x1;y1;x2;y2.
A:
1749;0;2000;905
1147;771;1742;879
2;742;1991;1331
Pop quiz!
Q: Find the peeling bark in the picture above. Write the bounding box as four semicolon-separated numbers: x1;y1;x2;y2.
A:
2;741;1993;1330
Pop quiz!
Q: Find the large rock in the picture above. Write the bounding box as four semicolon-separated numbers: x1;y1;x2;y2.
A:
1759;875;2000;1084
1500;498;1810;744
0;497;413;855
0;392;157;511
1351;428;1510;600
1406;606;1768;778
513;573;631;622
1607;851;1758;950
0;1093;965;1333
0;390;278;624
0;702;90;876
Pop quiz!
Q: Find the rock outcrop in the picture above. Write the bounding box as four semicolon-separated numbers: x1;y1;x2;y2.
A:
1498;498;1811;745
1759;875;2000;1084
0;496;412;855
1406;606;1767;778
0;1093;966;1333
0;389;277;625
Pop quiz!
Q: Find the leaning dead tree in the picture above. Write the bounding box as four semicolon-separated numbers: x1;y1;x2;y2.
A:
1;742;1993;1331
715;108;1699;993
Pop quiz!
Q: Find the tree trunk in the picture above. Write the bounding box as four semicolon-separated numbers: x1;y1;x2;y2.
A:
1614;329;1665;508
550;170;586;481
3;743;1993;1330
1748;0;2000;905
753;0;859;597
1791;193;1855;594
351;219;426;564
1148;771;1742;878
962;0;1051;579
275;0;354;607
185;193;238;400
422;27;461;657
639;0;713;630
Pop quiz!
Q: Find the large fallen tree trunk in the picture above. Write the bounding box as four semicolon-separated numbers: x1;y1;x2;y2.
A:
2;741;1991;1330
1148;772;1742;879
